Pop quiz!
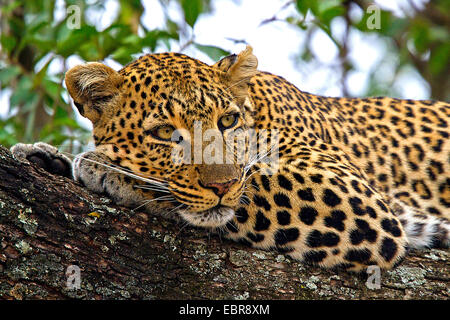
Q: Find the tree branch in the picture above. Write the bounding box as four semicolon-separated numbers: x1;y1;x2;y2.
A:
0;145;448;300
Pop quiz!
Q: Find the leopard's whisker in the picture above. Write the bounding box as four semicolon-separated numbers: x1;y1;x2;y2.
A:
73;155;168;187
59;150;168;184
244;140;277;170
243;167;266;183
166;203;186;216
239;194;251;205
133;184;171;193
175;217;192;234
241;189;255;197
132;195;176;211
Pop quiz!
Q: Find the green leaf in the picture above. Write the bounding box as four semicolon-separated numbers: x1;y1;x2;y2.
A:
0;119;21;147
410;21;430;54
42;78;61;102
111;47;136;65
141;29;178;52
166;18;180;37
25;10;51;34
317;0;343;13
383;17;408;37
10;76;34;107
56;25;97;58
123;34;142;46
429;43;450;75
194;44;230;61
181;0;203;28
0;66;21;84
296;0;343;27
79;40;103;61
0;34;17;53
99;24;132;56
356;9;396;34
296;0;317;15
429;26;449;42
320;5;345;27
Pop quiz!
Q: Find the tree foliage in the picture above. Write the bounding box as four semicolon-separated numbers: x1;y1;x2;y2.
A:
0;0;448;150
286;0;449;100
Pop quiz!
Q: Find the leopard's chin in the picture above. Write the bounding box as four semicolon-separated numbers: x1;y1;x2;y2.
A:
178;206;235;228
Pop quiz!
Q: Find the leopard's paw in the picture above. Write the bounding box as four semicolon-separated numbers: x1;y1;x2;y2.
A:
10;142;73;178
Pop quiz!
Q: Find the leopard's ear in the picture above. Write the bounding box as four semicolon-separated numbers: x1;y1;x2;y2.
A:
214;45;258;104
65;62;123;124
213;54;238;72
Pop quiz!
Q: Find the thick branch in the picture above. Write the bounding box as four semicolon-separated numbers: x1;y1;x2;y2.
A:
0;145;448;300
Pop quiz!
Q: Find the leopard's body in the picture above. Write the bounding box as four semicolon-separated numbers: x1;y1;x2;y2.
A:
12;46;450;272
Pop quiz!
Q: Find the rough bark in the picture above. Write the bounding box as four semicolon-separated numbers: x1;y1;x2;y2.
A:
0;145;448;300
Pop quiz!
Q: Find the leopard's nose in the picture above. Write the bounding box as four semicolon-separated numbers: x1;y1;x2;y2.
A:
204;179;237;197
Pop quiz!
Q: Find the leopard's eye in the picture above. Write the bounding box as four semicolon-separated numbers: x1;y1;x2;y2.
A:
149;125;175;141
218;114;238;130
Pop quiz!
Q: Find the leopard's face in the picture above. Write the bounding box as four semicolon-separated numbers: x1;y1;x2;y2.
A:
65;47;258;227
110;72;249;227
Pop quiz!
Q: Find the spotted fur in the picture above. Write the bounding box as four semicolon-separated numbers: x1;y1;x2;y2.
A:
12;46;449;272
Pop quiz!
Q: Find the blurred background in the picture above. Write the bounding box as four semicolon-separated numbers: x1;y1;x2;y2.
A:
0;0;449;153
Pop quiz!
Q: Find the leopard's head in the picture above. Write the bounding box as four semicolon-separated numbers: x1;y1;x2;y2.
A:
65;46;259;227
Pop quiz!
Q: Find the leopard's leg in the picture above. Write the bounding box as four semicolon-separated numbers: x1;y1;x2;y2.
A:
389;198;450;249
73;151;148;208
10;142;73;178
73;151;177;215
10;143;143;206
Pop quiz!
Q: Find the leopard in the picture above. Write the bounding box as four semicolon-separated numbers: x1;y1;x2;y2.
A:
11;45;450;272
